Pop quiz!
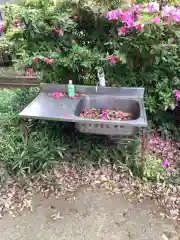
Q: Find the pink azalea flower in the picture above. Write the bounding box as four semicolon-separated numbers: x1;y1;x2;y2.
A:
162;5;176;18
106;55;117;65
172;12;180;22
25;68;34;77
135;24;143;31
164;19;170;25
174;90;180;101
161;160;169;168
26;68;34;74
153;16;160;24
146;2;159;13
121;12;135;28
44;58;54;64
118;26;127;36
55;28;64;36
33;57;39;63
48;59;54;64
131;5;140;13
55;92;62;99
0;23;4;32
105;9;123;20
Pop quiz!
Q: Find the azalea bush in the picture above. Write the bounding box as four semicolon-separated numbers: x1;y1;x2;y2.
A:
1;0;180;125
85;3;180;113
1;1;104;84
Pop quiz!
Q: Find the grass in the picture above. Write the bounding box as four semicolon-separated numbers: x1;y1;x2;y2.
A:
1;87;177;186
0;88;143;177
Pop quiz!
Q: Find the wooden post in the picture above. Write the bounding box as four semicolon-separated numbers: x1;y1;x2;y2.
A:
140;128;147;169
20;119;28;138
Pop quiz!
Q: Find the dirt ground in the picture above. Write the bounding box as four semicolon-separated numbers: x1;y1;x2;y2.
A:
0;187;179;240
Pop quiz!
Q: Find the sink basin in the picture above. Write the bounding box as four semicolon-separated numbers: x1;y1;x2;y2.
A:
75;96;140;120
19;84;147;137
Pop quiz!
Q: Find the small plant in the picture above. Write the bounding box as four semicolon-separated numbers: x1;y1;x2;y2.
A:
143;154;168;182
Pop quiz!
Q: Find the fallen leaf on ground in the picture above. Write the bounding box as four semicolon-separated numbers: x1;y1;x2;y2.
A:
162;233;169;240
50;212;64;221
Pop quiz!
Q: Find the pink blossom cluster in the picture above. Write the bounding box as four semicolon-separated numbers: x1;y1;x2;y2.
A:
145;2;160;13
105;2;180;33
105;8;143;36
174;90;180;102
105;9;124;21
145;2;180;22
162;5;180;22
105;9;140;26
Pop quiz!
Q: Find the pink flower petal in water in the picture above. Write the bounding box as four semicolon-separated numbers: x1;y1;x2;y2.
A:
55;93;61;99
71;96;76;100
49;92;63;98
101;112;107;120
119;111;125;117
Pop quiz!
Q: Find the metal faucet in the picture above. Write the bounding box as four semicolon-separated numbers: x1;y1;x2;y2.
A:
96;81;100;92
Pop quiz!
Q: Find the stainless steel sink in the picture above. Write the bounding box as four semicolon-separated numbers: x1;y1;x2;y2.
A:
75;96;140;120
19;83;147;137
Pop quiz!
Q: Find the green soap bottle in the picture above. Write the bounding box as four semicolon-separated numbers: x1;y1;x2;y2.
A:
68;80;75;97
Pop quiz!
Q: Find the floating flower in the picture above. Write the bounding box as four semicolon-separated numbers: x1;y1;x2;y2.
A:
119;111;125;117
71;96;76;100
33;57;39;63
55;28;64;36
101;111;108;120
101;116;106;120
51;92;62;99
161;160;169;168
106;55;117;65
152;16;160;24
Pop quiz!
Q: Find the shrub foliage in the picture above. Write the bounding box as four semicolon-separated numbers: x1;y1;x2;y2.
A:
1;0;180;115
